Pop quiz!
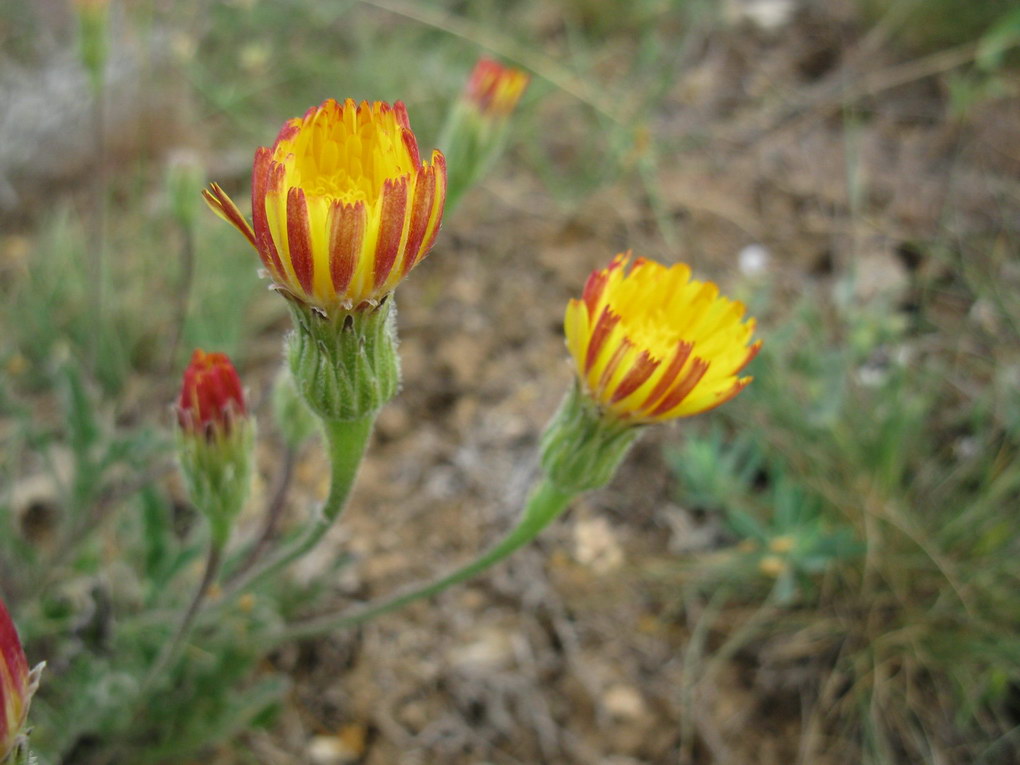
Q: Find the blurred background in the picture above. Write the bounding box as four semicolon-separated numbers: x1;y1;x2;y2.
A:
2;0;1020;763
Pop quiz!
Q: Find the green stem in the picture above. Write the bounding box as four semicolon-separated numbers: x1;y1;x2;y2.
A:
217;414;374;602
87;75;106;378
274;478;574;643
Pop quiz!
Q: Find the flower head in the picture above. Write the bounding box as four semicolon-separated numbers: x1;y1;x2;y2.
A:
204;99;446;313
464;58;530;120
565;253;761;423
175;350;253;546
1;597;40;763
438;58;528;215
176;349;247;439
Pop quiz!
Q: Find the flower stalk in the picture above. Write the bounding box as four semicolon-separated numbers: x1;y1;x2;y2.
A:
275;478;573;643
220;414;375;598
138;543;223;694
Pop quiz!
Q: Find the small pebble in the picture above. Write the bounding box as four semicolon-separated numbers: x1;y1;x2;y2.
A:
738;243;771;277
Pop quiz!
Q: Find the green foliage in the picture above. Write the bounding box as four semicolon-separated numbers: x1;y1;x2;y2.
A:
1;356;301;764
664;246;1020;761
666;430;861;605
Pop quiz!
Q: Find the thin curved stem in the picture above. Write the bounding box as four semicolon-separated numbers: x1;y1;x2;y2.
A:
212;414;374;608
274;478;574;644
87;74;106;376
164;219;195;376
140;541;223;693
226;444;297;581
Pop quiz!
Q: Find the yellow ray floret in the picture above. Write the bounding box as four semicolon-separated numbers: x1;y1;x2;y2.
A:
565;253;761;423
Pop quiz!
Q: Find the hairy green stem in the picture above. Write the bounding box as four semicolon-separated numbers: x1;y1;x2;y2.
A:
274;478;574;643
216;414;374;603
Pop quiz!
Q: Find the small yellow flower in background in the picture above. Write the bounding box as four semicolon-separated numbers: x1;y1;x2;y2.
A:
769;535;795;554
204;99;446;313
565;253;761;423
464;58;530;120
759;555;787;578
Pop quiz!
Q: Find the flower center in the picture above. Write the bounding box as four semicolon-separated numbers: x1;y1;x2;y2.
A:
605;266;687;360
617;310;681;360
279;102;417;204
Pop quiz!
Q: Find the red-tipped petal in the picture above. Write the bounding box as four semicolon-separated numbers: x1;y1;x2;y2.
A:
329;201;366;295
272;120;301;151
373;176;409;289
648;358;710;417
581;269;609;316
393;100;411;131
286;187;315;296
610;351;660;404
585;307;621;375
401;167;436;276
732;339;763;374
202;184;257;249
251;147;285;278
401;128;422;167
583;253;628;316
409;152;446;270
596;337;634;394
693;377;752;416
639;339;693;411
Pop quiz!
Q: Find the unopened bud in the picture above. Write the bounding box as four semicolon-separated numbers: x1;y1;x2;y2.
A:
439;57;530;212
176;349;253;547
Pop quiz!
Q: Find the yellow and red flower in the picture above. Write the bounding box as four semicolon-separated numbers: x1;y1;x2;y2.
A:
204;99;446;312
1;597;35;763
464;58;530;120
565;253;761;423
176;349;247;439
